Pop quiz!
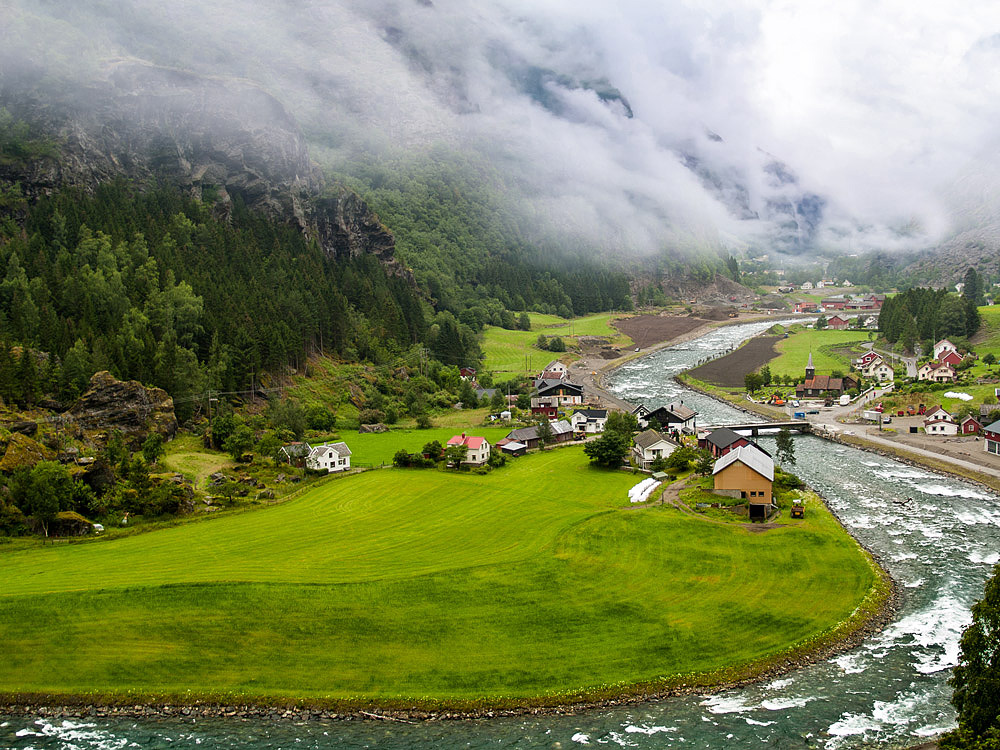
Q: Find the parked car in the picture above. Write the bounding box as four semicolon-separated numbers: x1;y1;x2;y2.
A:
883;416;892;424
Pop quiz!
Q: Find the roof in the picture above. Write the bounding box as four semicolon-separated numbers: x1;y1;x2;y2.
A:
703;427;745;449
474;387;497;399
925;405;950;417
544;360;566;371
634;429;672;450
447;434;488;450
281;442;310;457
536;380;582;397
984;420;1000;434
961;416;982;425
807;351;814;369
500;441;527;451
712;445;774;482
507;425;539;442
309;441;351;457
935;338;955;348
797;375;851;391
649;402;696;422
506;420;572;442
574;408;608;419
551;419;573;435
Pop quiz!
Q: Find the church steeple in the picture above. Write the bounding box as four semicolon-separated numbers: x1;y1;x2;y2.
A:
805;351;815;380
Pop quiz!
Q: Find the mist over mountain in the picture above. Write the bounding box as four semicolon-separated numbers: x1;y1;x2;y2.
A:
4;1;1000;262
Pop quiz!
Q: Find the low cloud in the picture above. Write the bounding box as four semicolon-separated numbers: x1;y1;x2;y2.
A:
5;0;1000;258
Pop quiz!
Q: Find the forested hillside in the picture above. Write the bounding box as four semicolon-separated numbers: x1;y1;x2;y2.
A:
0;181;434;418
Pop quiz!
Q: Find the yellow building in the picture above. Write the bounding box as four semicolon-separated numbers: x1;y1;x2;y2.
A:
712;445;775;519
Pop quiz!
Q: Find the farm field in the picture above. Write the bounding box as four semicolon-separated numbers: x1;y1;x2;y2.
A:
767;328;872;379
0;447;882;706
686;337;780;387
482;312;632;375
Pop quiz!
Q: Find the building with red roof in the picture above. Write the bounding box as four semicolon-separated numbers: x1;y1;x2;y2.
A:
446;433;492;465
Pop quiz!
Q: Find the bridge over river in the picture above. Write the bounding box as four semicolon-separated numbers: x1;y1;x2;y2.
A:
701;419;811;436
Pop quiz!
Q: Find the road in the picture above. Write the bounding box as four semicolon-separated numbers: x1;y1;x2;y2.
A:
800;400;1000;483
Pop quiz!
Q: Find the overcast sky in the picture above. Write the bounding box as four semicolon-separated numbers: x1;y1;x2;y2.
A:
5;0;1000;258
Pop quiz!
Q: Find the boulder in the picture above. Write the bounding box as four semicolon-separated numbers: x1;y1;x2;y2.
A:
65;371;177;447
5;420;38;437
0;433;56;472
358;423;388;434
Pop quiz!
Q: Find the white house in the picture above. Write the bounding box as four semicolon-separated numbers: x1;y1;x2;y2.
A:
863;360;894;382
632;429;677;469
540;360;568;379
571;408;608;434
934;339;958;360
306;442;352;473
923;405;953;423
446;434;492;465
927;364;957;383
924;417;959;436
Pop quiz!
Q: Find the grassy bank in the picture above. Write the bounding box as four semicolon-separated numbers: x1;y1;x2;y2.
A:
0;446;882;708
481;312;631;375
767;328;872;379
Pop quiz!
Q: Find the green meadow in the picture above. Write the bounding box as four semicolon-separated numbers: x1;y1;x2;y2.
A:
0;447;883;707
309;425;513;466
767;328;872;379
482;312;631;375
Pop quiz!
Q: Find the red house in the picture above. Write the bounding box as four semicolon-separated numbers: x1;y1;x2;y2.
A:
698;427;769;459
939;350;964;368
984;420;1000;455
961;416;983;435
827;315;850;329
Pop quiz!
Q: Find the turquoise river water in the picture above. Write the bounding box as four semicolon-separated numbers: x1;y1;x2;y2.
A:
4;319;998;749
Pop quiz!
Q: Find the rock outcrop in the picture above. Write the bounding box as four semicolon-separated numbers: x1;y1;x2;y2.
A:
0;432;56;472
65;371;177;447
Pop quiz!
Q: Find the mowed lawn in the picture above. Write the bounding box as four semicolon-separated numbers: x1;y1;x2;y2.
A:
0;448;879;704
482;312;632;374
768;329;872;379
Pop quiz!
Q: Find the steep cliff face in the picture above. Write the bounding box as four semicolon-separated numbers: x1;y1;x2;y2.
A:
0;59;410;278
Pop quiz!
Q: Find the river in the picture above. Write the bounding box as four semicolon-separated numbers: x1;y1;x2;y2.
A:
4;320;998;749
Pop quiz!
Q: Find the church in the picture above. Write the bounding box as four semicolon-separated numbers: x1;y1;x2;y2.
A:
794;352;859;397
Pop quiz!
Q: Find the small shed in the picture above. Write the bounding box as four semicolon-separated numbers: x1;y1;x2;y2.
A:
499;440;527;457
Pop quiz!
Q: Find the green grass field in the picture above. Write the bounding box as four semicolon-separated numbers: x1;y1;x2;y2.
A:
327;425;512;465
0;447;883;706
768;328;872;379
482;312;632;375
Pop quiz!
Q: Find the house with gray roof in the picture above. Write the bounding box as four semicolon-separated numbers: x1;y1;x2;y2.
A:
632;429;678;470
306;442;352;473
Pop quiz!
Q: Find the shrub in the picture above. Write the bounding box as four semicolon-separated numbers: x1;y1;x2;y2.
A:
358;408;386;425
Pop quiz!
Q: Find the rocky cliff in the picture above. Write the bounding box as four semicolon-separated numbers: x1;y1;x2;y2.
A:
65;371;177;447
0;59;411;278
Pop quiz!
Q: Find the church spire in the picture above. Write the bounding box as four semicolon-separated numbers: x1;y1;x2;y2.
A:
805;351;815;380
